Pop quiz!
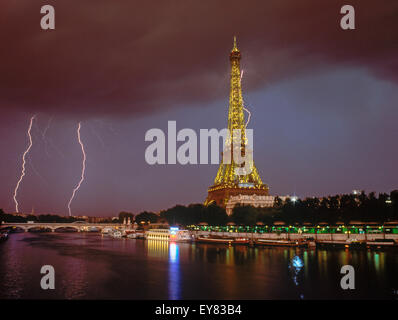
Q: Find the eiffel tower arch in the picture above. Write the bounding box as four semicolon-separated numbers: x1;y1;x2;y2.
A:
205;37;269;210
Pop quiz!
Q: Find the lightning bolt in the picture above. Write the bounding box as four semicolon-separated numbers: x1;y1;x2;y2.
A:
41;116;53;158
67;122;87;216
89;122;105;148
240;70;251;128
28;158;48;186
39;116;65;159
13;115;36;213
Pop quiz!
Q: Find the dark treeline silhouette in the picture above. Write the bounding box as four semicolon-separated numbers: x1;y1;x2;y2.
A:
0;210;86;224
160;204;228;226
1;191;397;226
158;191;398;226
231;190;398;226
135;211;159;224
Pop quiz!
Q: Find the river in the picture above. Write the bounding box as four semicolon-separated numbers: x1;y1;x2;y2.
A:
0;232;397;299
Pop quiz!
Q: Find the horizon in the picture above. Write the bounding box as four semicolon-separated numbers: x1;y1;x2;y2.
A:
2;189;397;217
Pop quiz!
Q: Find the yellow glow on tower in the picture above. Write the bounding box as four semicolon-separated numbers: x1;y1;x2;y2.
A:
205;37;268;207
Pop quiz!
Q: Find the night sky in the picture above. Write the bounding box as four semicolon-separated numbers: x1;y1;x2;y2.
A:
1;1;397;216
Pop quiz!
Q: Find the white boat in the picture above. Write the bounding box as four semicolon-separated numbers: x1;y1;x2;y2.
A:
0;232;8;241
111;230;122;238
126;233;137;239
146;227;192;242
101;227;113;234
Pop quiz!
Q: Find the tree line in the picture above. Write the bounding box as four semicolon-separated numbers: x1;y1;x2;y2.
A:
157;190;398;226
0;210;86;223
1;190;397;226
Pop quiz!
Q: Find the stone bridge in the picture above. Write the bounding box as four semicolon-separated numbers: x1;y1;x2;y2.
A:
1;222;124;232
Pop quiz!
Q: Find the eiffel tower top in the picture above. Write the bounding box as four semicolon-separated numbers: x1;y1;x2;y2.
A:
228;36;245;132
230;36;241;60
232;36;238;52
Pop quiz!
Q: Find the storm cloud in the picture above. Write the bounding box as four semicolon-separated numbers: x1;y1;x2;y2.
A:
1;0;398;118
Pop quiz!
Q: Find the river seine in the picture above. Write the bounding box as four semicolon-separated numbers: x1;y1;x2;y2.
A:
0;233;397;299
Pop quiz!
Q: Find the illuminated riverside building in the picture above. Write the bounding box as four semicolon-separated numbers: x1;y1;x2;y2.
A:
205;37;269;208
225;195;290;215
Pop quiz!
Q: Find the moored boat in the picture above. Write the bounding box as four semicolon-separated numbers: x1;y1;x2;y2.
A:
254;239;307;247
366;238;397;249
233;237;250;245
0;232;9;242
195;235;234;244
108;230;122;238
316;239;367;249
146;227;192;242
101;227;113;234
126;232;137;239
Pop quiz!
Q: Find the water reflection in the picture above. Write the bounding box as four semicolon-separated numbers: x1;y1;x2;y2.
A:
1;233;397;299
289;255;304;286
61;257;89;299
147;239;169;258
374;253;380;272
0;235;26;298
169;242;180;300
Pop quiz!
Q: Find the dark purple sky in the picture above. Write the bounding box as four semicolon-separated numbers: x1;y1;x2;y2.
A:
1;1;397;216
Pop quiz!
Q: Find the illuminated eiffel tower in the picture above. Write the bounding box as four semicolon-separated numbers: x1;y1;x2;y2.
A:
205;37;269;207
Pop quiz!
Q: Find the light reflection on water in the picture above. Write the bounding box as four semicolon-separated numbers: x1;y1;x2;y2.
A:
168;242;180;300
289;255;304;286
0;233;397;299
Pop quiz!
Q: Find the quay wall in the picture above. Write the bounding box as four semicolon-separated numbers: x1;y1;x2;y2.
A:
191;231;398;241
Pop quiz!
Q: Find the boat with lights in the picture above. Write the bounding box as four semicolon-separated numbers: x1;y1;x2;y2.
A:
316;238;366;249
366;238;397;249
254;239;307;247
195;235;235;244
146;227;192;242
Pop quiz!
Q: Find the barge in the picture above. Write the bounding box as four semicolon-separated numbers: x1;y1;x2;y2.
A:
254;239;307;247
195;236;250;245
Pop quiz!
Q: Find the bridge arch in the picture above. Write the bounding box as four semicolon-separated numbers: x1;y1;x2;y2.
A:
53;226;80;232
2;225;27;232
26;226;53;232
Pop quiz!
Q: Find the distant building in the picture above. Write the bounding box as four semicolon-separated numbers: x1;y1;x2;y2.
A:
72;215;89;222
225;194;291;215
87;216;112;223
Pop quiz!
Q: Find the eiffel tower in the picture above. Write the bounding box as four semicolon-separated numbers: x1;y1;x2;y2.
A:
205;37;269;207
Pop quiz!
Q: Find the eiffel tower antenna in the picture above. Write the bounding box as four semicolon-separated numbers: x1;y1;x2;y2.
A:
233;36;238;51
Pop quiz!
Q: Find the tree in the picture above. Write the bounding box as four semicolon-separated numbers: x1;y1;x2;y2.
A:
203;203;228;225
160;205;190;225
135;211;159;224
391;190;398;220
274;196;283;208
0;208;4;225
231;205;257;225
